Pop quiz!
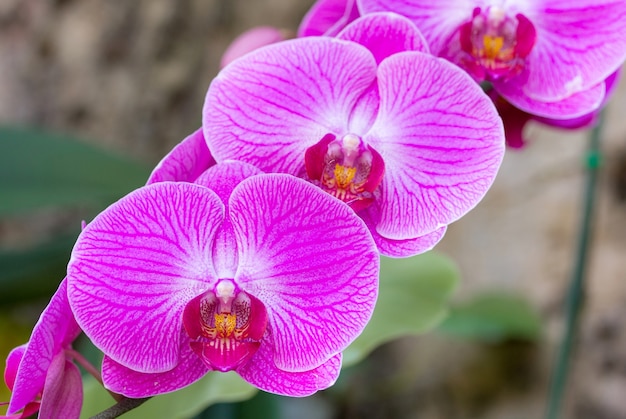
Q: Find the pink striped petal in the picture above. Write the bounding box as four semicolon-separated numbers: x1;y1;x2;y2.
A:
203;37;377;175
237;336;341;396
221;27;288;69
337;12;429;64
8;279;81;415
67;183;224;373
366;51;504;239
38;355;82;419
147;128;216;184
195;161;263;278
229;174;379;372
357;0;476;54
521;0;626;101
298;0;360;37
360;204;446;257
496;79;605;119
102;331;210;398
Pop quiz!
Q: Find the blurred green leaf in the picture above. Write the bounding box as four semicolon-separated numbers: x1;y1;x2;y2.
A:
80;372;257;419
438;293;541;341
0;126;151;214
343;252;459;366
0;233;77;303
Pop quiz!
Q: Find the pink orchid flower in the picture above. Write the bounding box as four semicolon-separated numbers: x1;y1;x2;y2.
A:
203;14;504;257
358;0;626;121
67;161;379;397
2;279;83;419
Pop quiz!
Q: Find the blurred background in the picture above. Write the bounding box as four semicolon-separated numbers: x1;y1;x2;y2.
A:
1;0;626;418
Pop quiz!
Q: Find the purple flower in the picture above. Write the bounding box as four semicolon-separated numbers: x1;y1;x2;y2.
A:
203;14;504;257
298;0;360;37
67;161;379;397
358;0;626;120
2;279;83;419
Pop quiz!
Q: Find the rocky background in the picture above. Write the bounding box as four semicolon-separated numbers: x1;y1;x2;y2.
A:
1;1;626;418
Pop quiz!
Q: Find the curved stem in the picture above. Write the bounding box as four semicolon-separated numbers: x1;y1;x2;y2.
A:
545;111;604;419
89;396;151;419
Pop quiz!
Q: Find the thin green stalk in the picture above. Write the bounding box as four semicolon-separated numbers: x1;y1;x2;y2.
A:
545;112;604;419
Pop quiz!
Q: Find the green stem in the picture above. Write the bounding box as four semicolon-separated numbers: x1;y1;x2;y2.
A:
545;112;604;419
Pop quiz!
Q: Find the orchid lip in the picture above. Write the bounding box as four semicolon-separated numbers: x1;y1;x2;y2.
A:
459;6;536;82
305;133;385;212
183;280;268;372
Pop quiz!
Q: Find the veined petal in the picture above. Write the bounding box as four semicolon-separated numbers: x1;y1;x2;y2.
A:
203;37;378;175
8;279;80;415
496;79;605;119
229;174;379;372
366;51;504;239
337;12;429;64
147;128;216;184
195;161;263;279
298;0;360;37
4;345;26;392
67;183;224;373
357;0;476;55
521;0;626;101
361;204;446;257
237;336;341;396
38;355;82;419
102;331;210;398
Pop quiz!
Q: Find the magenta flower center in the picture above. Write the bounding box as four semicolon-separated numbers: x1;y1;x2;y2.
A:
305;133;385;211
459;6;536;81
183;279;268;372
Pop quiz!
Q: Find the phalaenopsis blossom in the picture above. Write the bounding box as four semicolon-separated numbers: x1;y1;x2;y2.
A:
67;161;379;397
2;279;83;419
203;13;504;257
358;0;626;121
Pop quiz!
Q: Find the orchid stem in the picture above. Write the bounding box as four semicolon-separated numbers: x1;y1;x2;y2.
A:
90;396;151;419
545;111;604;419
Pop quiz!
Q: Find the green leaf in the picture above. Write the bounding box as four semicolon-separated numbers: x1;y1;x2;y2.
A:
438;293;542;341
0;126;151;215
80;372;257;419
343;252;459;366
0;233;78;304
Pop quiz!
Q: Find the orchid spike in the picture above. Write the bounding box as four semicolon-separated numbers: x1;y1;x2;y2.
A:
67;161;379;397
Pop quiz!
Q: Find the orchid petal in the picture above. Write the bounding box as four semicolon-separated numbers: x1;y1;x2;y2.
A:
4;345;26;392
298;0;360;37
147;128;216;184
220;27;287;69
8;279;80;415
496;79;605;119
360;204;446;257
366;51;504;239
38;355;82;419
195;161;263;278
237;337;341;396
337;12;429;64
67;183;224;373
102;331;210;398
229;174;378;372
203;37;377;175
357;0;476;55
521;0;626;101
